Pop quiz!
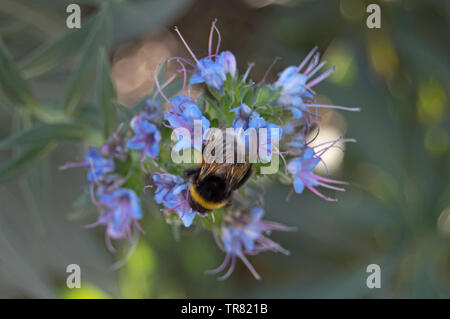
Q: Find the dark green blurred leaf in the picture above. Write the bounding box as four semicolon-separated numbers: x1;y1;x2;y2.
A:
0;123;97;149
96;48;117;139
19;16;95;79
0;0;65;37
110;0;193;46
0;37;36;107
0;143;56;184
63;7;109;114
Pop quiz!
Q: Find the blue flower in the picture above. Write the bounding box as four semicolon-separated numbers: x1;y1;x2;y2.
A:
272;47;335;119
140;99;163;123
84;150;115;181
62;149;116;182
230;103;252;130
101;129;127;161
174;20;236;92
152;173;198;227
97;188;142;240
190;51;237;91
127;115;161;159
230;104;282;162
164;95;210;151
287;148;347;201
206;207;293;280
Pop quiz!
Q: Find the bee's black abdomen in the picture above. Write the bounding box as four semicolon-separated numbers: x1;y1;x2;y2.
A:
188;175;230;213
196;175;228;202
188;195;210;213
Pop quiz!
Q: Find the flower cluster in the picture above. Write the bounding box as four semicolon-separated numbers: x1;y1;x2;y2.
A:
62;20;358;279
60;147;143;250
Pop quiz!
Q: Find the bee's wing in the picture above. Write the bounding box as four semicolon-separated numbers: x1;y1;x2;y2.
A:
225;163;252;193
197;162;252;193
198;129;252;192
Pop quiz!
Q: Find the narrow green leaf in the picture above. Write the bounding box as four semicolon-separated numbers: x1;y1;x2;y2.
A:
0;123;94;149
0;143;56;184
0;37;36;106
116;101;135;129
63;8;109;114
110;0;192;46
19;16;95;79
96;48;117;139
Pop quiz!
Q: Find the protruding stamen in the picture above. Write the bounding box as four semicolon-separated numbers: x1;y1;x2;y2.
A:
306;60;326;79
307;104;361;112
205;253;230;275
238;253;261;280
174;26;199;64
306;66;335;88
262;56;281;83
154;63;172;105
306;184;338;202
240;82;254;104
243;62;255;82
296;46;318;73
316;181;346;192
208;18;218;57
212;19;221;56
105;231;116;253
304;53;320;75
315;175;349;185
218;254;236;281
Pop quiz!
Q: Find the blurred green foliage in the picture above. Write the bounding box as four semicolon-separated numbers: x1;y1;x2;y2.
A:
0;0;448;298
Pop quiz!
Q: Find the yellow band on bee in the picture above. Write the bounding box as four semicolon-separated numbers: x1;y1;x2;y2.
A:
189;183;227;210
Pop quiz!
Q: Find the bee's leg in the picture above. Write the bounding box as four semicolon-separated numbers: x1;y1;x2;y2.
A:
183;168;200;178
233;166;253;190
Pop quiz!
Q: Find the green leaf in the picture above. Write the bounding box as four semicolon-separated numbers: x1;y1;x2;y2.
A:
63;7;109;114
116;101;134;119
19;16;95;79
0;123;97;149
96;48;117;139
254;85;274;107
110;0;192;46
0;143;56;184
0;37;36;107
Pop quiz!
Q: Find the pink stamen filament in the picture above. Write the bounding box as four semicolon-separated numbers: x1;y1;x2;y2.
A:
174;26;199;64
314;174;348;185
305;184;337;202
168;56;197;69
296;46;318;73
304;53;320;75
173;59;187;94
307;104;360;112
218;254;236;281
105;231;116;252
306;66;335;88
212;20;221;56
238;253;261;280
205;252;231;274
243;63;255;82
316;181;346;192
305;60;326;80
208;19;216;57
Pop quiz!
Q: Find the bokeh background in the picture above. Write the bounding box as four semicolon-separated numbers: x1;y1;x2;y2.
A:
0;0;449;298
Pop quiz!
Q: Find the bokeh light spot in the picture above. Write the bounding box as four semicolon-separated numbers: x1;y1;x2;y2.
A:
417;79;447;124
424;126;449;157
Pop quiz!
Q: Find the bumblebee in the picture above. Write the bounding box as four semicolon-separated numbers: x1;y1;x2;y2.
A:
184;130;253;213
